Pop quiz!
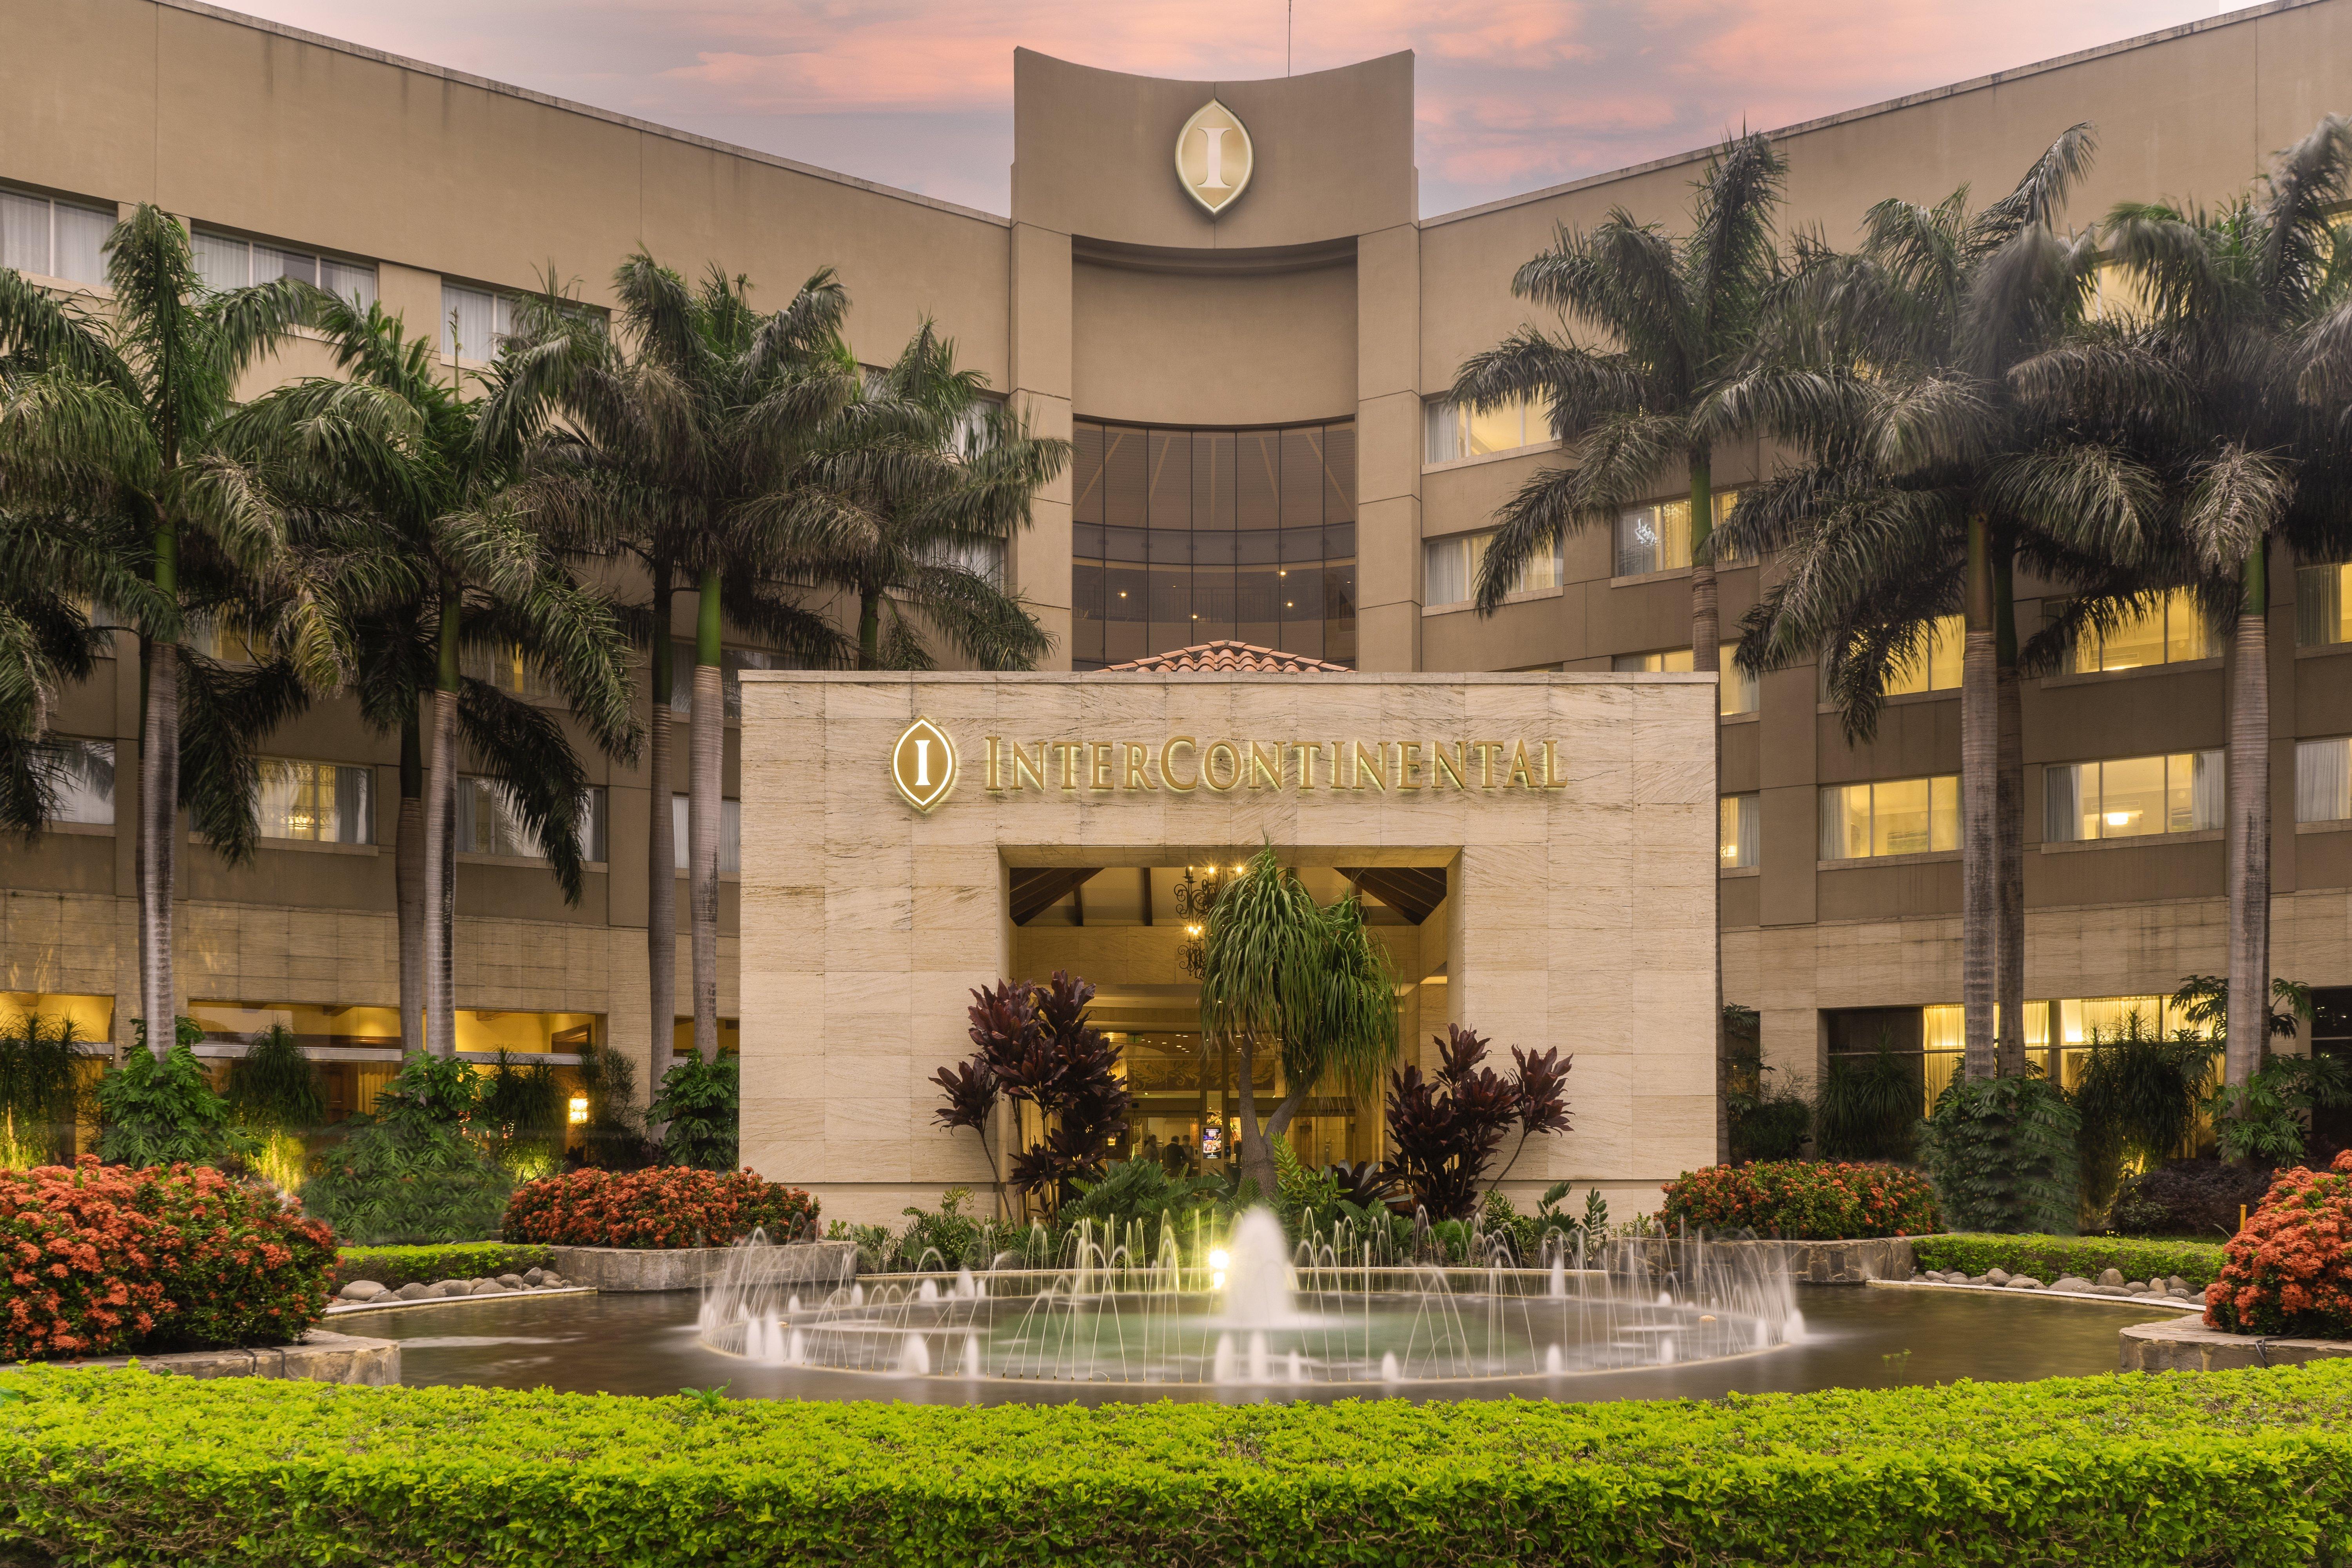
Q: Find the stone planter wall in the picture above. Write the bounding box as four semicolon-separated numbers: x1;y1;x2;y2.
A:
547;1240;858;1292
58;1330;398;1385
2119;1313;2352;1372
1704;1235;1921;1284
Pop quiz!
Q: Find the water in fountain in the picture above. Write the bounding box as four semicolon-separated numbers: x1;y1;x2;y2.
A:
699;1207;1803;1388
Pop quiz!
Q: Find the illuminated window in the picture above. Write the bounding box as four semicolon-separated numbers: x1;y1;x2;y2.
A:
2298;563;2352;647
1423;393;1546;462
1719;793;1759;869
671;1018;743;1056
1614;491;1745;577
1613;645;1757;715
258;759;375;845
2298;738;2352;824
1818;775;1960;860
36;738;113;825
454;1010;598;1055
670;795;742;875
192;228;375;306
191;1000;402;1050
1423;530;1564;607
0;991;114;1046
1071;419;1355;669
463;642;564;702
459;778;608;864
2043;751;2221;841
2067;589;2214;673
0;184;112;285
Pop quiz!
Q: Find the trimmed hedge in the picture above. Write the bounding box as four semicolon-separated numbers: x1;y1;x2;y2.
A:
1914;1232;2229;1287
330;1244;554;1293
1;1158;334;1361
1659;1160;1939;1240
4;1363;2352;1564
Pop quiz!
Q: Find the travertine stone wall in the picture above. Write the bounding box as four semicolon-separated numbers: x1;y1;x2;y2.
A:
737;670;1719;1225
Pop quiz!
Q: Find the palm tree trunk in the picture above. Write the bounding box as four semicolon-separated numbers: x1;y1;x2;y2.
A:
857;589;881;671
137;636;180;1062
2225;544;2272;1088
690;566;722;1067
1994;547;2026;1078
647;572;677;1092
396;711;425;1057
1685;452;1728;1161
1960;514;1998;1080
421;584;462;1058
1234;1030;1278;1201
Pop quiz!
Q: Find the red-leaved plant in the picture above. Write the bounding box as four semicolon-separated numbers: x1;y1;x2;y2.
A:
2206;1149;2352;1338
1;1156;336;1361
501;1167;818;1249
1659;1160;1941;1240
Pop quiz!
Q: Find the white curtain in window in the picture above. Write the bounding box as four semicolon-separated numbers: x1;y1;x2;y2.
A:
334;765;375;844
1424;536;1470;606
2299;738;2352;824
2044;763;2085;842
319;257;377;307
50;201;111;285
443;284;496;359
0;190;47;275
192;230;249;292
2189;748;2225;831
1424;400;1465;464
253;244;317;286
42;738;115;825
256;759;304;840
671;795;742;874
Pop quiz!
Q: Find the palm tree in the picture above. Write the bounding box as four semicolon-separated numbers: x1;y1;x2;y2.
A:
775;322;1065;671
1196;845;1398;1201
0;204;364;1058
220;296;641;1060
2103;115;2352;1087
1716;126;2174;1080
525;256;853;1075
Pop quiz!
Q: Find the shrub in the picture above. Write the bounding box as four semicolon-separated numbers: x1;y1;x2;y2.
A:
0;1012;86;1169
2069;1019;2218;1224
2109;1158;2276;1238
223;1025;327;1191
1918;1074;2080;1235
1383;1025;1569;1221
1913;1233;2229;1288
1062;1160;1222;1246
2210;1054;2352;1167
647;1057;739;1171
328;1243;554;1292
477;1052;567;1180
1659;1161;1940;1240
0;1156;334;1361
301;1055;512;1245
96;1037;254;1170
568;1040;659;1171
953;973;1130;1207
502;1167;817;1249
6;1363;2352;1565
2207;1150;2352;1338
1813;1040;1920;1162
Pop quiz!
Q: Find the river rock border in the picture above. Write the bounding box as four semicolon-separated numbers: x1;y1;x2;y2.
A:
2120;1313;2352;1371
548;1240;858;1292
50;1329;398;1385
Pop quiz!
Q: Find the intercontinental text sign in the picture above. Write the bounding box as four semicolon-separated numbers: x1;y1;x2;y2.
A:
983;736;1569;794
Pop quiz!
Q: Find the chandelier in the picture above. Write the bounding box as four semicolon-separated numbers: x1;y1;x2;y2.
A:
1173;860;1236;980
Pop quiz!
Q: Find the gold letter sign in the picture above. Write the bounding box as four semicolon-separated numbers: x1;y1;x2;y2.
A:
890;716;957;812
1175;100;1253;218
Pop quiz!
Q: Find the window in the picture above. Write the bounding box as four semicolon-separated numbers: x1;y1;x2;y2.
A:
0;990;113;1047
1819;775;1959;860
1719;793;1759;869
1887;615;1963;695
2298;738;2352;824
2044;751;2222;841
2066;589;2213;673
1423;530;1563;607
190;1001;596;1059
927;534;1007;587
1071;419;1356;669
1613;490;1745;576
671;795;743;875
463;642;562;702
0;185;112;285
37;738;114;825
1612;645;1757;715
457;778;608;863
191;229;375;305
2299;563;2352;648
442;284;523;360
669;645;804;721
1424;393;1545;463
257;759;374;845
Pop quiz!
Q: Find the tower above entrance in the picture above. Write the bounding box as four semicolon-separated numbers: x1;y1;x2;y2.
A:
1100;640;1353;675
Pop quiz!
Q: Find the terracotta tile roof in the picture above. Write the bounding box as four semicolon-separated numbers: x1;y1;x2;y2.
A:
1097;640;1354;675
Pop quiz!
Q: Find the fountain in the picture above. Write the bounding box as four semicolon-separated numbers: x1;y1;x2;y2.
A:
696;1207;1804;1387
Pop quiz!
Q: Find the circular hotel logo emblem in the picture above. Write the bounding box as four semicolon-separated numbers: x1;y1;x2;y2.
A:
890;716;957;812
1175;99;1253;217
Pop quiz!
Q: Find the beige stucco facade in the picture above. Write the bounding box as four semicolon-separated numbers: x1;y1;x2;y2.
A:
5;0;2351;1143
738;671;1718;1223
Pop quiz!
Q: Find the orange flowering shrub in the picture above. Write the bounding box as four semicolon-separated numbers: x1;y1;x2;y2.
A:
2206;1150;2352;1339
502;1167;818;1249
1660;1160;1941;1240
1;1156;335;1361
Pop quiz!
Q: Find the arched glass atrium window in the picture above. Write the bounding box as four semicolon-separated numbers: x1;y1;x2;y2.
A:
1070;419;1356;669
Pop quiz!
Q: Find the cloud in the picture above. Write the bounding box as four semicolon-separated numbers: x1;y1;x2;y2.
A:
231;0;2223;214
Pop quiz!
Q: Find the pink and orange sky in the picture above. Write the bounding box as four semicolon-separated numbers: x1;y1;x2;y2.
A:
235;0;2236;214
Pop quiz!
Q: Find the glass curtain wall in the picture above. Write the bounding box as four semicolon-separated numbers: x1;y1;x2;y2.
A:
1071;419;1357;669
